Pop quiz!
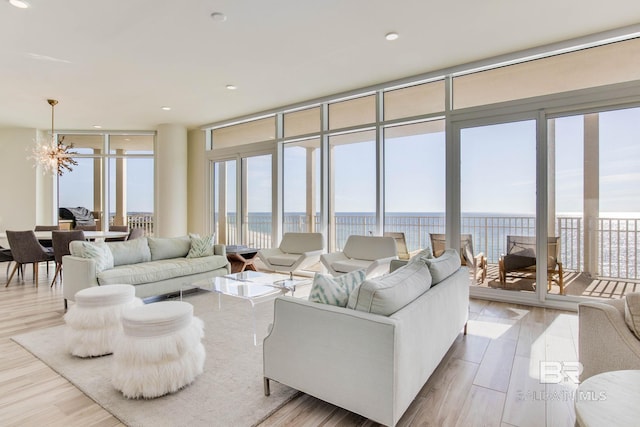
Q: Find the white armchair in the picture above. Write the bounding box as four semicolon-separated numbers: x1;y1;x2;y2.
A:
321;235;397;278
257;232;324;278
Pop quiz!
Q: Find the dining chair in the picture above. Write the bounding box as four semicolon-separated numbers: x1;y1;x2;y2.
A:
51;230;85;287
127;228;145;240
106;225;129;242
0;245;16;279
34;224;59;272
5;230;55;287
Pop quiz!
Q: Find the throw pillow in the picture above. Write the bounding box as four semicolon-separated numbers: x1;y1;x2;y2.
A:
308;269;366;307
347;261;432;315
425;248;461;285
408;247;433;265
187;234;215;258
72;241;114;273
625;292;640;339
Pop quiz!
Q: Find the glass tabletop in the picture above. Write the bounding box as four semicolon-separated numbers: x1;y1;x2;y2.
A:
189;272;285;300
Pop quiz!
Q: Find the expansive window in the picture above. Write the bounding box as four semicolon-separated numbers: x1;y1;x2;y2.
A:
329;130;376;251
213;160;238;244
207;33;640;305
283;138;320;233
58;133;155;234
550;106;640;299
460;120;537;289
243;155;273;248
384;120;446;252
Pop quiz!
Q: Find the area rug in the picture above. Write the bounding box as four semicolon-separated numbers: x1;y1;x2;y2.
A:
11;292;299;427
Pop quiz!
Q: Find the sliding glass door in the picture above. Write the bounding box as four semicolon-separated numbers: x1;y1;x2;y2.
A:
459;119;538;290
549;106;640;299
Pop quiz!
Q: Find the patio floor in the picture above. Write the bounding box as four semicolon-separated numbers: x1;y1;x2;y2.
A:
478;263;640;299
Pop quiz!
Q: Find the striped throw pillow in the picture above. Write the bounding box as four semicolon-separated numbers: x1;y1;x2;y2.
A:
74;241;114;273
187;234;215;258
308;269;366;307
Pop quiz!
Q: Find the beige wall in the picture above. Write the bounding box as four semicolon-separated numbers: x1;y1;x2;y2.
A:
0;128;55;239
187;129;207;236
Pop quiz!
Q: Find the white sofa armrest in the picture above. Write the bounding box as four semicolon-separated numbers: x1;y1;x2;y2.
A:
214;244;226;256
62;255;99;302
264;296;397;425
365;255;398;278
579;299;640;381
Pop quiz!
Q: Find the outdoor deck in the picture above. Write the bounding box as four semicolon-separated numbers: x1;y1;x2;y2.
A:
478;263;640;299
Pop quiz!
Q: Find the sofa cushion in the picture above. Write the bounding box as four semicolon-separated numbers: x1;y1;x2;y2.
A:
332;259;372;273
147;236;191;261
97;255;228;286
187;234;215;258
308;270;366;307
624;292;640;339
425;249;461;285
107;237;151;266
347;261;432;315
69;241;114;273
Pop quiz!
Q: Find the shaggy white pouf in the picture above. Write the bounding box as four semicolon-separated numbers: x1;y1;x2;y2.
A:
112;300;205;399
64;284;142;357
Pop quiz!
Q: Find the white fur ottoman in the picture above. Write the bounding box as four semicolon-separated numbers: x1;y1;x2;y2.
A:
112;300;205;399
64;284;142;357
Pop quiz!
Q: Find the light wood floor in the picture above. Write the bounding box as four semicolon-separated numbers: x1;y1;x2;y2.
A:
0;266;579;427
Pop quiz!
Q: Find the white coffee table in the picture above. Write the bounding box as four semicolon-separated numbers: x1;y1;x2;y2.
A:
575;370;640;427
181;271;289;345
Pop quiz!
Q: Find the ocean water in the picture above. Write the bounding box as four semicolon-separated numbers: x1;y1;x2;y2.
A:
220;212;640;279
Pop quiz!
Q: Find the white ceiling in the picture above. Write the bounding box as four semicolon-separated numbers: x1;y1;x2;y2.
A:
1;0;640;131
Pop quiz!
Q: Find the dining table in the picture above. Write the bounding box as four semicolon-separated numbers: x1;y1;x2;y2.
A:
0;230;130;242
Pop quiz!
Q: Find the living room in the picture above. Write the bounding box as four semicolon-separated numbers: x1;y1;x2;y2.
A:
2;1;640;426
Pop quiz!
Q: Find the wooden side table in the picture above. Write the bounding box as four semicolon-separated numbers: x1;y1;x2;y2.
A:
575;369;640;427
226;246;259;273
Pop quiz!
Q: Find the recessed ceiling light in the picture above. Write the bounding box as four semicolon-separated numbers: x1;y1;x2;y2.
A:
385;32;399;41
226;85;237;90
93;125;102;129
210;12;227;22
9;0;30;9
161;106;171;111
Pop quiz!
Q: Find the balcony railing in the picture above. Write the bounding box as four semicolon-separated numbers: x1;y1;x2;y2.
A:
281;214;640;280
109;214;154;236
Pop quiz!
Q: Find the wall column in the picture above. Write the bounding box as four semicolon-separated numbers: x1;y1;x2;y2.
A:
306;147;317;232
547;119;556;237
114;149;127;226
155;124;188;237
584;114;600;276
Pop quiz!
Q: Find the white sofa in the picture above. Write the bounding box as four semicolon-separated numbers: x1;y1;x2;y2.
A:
63;236;230;307
321;235;398;278
264;249;469;426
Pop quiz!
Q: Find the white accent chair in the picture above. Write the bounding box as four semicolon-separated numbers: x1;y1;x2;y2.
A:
257;232;324;278
321;235;398;278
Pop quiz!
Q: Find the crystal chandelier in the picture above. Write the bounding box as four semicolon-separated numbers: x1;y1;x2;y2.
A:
31;99;78;176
